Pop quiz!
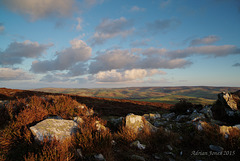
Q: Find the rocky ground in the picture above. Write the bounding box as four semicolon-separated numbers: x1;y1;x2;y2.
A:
0;88;240;161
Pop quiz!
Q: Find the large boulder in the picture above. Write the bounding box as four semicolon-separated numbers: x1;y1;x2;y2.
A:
218;92;238;111
212;91;240;124
125;114;157;134
30;118;78;142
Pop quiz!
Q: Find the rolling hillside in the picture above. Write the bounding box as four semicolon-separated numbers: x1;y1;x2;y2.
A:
34;86;240;105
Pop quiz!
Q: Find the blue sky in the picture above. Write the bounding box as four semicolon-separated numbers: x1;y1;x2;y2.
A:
0;0;240;89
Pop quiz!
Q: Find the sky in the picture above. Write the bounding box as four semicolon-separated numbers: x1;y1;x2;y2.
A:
0;0;240;89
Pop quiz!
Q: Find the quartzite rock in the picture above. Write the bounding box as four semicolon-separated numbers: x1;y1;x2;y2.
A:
30;118;78;142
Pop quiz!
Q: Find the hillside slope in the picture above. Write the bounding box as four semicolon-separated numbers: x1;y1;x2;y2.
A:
34;86;240;105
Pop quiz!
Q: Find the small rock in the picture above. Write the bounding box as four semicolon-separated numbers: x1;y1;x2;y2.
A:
190;111;205;122
153;153;163;160
95;121;107;132
154;120;167;127
111;140;116;146
162;113;175;119
164;152;176;158
94;154;106;161
175;115;189;122
169;158;175;161
209;145;223;152
166;145;173;151
130;140;146;150
200;106;213;118
131;155;145;161
73;116;84;124
76;149;83;159
180;151;183;156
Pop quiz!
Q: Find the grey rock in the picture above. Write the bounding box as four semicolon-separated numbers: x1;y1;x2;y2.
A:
130;140;146;150
200;106;213;118
125;114;157;134
175;115;189;122
94;154;106;161
166;145;173;151
162;112;175;119
209;145;224;152
30;118;78;142
131;155;145;161
73;116;84;124
190;110;205;121
77;149;83;159
153;153;163;160
154;120;167;127
143;113;161;122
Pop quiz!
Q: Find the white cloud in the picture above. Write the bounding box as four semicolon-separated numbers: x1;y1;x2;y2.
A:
76;17;83;30
93;69;165;82
0;68;33;80
130;39;150;47
90;17;134;45
1;0;76;20
130;6;145;12
0;40;53;65
190;35;220;46
31;39;91;73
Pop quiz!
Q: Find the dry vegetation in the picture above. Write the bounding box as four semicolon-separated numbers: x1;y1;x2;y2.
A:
0;88;240;161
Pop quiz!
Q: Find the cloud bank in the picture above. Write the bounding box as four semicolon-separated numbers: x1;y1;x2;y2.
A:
31;39;91;73
0;40;53;65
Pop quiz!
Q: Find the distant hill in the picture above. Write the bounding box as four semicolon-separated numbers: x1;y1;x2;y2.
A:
34;86;240;105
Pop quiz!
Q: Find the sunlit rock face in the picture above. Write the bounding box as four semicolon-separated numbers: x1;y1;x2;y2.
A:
125;113;157;134
30;118;78;142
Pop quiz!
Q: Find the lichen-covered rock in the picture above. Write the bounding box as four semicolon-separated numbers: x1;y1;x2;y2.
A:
30;118;78;142
125;114;157;134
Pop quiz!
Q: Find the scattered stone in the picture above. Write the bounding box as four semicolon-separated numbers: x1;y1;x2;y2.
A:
190;110;205;122
76;149;83;159
30;118;78;142
111;140;117;146
166;145;173;151
153;153;163;160
162;112;175;119
154;120;167;127
143;113;161;122
94;154;106;161
130;140;146;150
164;152;176;158
95;121;107;132
73;116;84;124
131;155;145;161
209;145;224;152
175;115;189;122
169;158;175;161
200;106;213;118
180;151;183;156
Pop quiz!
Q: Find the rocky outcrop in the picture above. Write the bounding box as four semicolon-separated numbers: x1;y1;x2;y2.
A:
125;114;157;134
30;118;78;142
218;92;238;111
212;91;240;124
